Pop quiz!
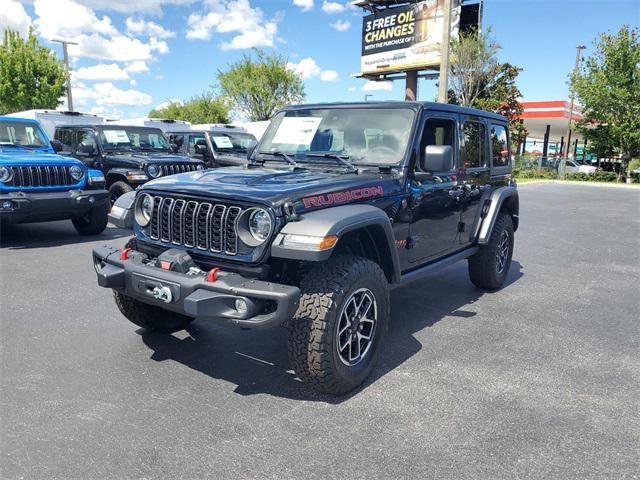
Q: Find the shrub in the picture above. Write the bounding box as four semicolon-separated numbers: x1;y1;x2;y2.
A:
565;171;618;182
515;169;558;180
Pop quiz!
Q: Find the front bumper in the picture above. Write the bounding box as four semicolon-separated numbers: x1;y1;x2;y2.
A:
0;189;109;224
92;246;300;329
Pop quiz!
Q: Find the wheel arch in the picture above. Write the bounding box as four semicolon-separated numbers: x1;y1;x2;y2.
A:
476;186;519;244
270;204;401;284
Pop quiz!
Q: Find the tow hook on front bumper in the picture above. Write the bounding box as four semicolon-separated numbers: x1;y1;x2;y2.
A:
152;286;172;303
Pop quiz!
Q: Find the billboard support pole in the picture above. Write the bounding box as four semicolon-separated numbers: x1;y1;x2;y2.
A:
405;71;418;101
437;0;453;103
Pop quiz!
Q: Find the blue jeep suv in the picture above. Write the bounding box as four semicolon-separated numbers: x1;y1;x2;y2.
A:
0;117;109;235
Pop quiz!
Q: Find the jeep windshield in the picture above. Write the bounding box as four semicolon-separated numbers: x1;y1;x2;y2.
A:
0;120;50;150
96;126;171;153
210;132;257;153
258;107;416;166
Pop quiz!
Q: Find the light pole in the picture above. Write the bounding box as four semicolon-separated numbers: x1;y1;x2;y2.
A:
437;0;453;103
51;39;78;111
561;44;586;179
364;94;373;102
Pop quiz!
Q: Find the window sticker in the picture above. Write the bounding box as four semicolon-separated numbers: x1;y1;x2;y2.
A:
271;117;322;146
103;130;130;143
212;136;234;149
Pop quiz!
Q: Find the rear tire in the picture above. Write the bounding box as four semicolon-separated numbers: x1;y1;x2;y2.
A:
109;181;133;206
72;203;109;235
287;255;389;395
113;292;193;333
468;213;514;290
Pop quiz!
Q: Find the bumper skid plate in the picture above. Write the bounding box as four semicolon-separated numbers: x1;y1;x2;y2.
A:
93;245;300;329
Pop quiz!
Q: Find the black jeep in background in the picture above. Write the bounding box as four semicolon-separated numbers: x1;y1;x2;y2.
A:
54;124;205;205
93;101;519;395
167;127;257;168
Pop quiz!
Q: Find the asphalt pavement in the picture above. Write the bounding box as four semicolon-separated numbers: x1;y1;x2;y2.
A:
1;183;639;479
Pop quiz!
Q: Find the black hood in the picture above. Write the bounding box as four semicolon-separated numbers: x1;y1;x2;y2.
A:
140;165;403;211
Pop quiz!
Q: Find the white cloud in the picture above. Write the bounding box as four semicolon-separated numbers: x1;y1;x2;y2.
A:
149;37;170;54
292;0;313;11
320;70;338;82
33;0;118;39
74;63;129;81
154;74;164;80
59;0;198;15
68;34;154;62
186;0;279;50
129;79;137;86
287;57;339;82
154;99;181;110
330;19;351;31
0;0;33;37
125;18;175;39
125;61;149;73
321;1;346;14
347;86;356;92
363;80;393;92
93;82;152;106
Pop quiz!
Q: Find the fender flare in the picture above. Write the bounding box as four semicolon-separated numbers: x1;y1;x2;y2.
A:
271;204;401;283
108;190;136;229
106;168;146;186
476;186;519;244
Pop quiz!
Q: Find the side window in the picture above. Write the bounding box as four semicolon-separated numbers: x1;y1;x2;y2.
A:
461;121;487;169
56;129;74;152
188;134;206;154
420;118;456;171
170;134;186;153
490;124;509;167
76;129;97;153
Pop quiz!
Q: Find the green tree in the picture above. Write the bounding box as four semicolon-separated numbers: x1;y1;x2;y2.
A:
571;25;640;181
217;49;305;121
448;31;527;151
149;93;230;124
0;29;66;114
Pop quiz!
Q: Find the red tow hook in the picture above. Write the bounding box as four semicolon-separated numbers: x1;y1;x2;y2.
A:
120;247;132;261
207;267;221;282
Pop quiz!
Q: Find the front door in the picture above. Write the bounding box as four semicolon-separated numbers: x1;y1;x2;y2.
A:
407;114;463;263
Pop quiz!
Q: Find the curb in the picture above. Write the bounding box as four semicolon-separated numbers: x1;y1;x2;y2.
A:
516;179;640;189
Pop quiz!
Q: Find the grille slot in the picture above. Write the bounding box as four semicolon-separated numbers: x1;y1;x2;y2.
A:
7;165;75;187
149;196;245;257
160;164;198;176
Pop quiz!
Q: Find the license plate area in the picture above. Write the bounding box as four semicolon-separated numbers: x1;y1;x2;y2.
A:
131;272;181;304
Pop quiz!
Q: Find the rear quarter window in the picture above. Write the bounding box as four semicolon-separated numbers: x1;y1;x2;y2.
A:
490;124;510;167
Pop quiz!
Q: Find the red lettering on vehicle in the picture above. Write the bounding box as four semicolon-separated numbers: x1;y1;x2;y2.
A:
302;185;384;209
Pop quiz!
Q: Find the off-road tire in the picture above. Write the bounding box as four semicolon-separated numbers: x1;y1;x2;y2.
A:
287;255;390;395
109;181;133;206
72;203;109;235
468;213;514;290
113;292;193;333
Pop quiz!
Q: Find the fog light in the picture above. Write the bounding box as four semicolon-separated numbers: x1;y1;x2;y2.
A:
235;298;248;314
89;196;95;204
2;200;13;209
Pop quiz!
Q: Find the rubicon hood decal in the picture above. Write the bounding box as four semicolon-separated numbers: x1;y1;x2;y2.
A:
302;185;384;208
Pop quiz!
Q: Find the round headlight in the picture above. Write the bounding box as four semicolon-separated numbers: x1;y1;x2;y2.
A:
0;165;13;183
196;164;205;171
147;164;161;178
248;209;272;243
69;165;84;181
135;193;154;227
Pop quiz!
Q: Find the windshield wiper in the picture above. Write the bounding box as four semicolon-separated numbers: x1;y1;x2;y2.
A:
305;152;358;173
257;151;298;166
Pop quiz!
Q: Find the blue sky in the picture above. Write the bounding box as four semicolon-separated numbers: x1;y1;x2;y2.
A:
2;0;638;119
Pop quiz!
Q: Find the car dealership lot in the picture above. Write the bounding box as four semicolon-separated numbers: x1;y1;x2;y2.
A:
1;183;638;479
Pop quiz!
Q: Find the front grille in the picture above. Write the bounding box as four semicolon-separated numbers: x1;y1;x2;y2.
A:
149;196;244;256
160;164;199;176
6;166;75;187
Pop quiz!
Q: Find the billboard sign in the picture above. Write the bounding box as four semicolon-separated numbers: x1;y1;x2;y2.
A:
361;0;461;75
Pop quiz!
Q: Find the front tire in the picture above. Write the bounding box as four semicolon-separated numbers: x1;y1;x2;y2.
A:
113;292;193;333
109;181;133;206
72;203;109;235
287;255;390;395
468;213;514;290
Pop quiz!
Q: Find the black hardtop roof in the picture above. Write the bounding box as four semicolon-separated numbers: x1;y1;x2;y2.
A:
55;124;165;131
280;101;507;122
170;129;255;136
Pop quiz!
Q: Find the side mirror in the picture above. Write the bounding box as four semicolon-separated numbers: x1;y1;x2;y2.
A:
194;144;208;156
51;140;63;153
420;145;453;173
78;144;97;156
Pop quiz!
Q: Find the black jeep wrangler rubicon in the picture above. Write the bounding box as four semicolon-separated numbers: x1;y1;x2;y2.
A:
93;102;519;395
54;124;205;205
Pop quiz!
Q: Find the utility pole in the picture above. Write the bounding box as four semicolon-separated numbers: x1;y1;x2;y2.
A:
51;39;78;112
561;44;586;179
437;0;453;103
